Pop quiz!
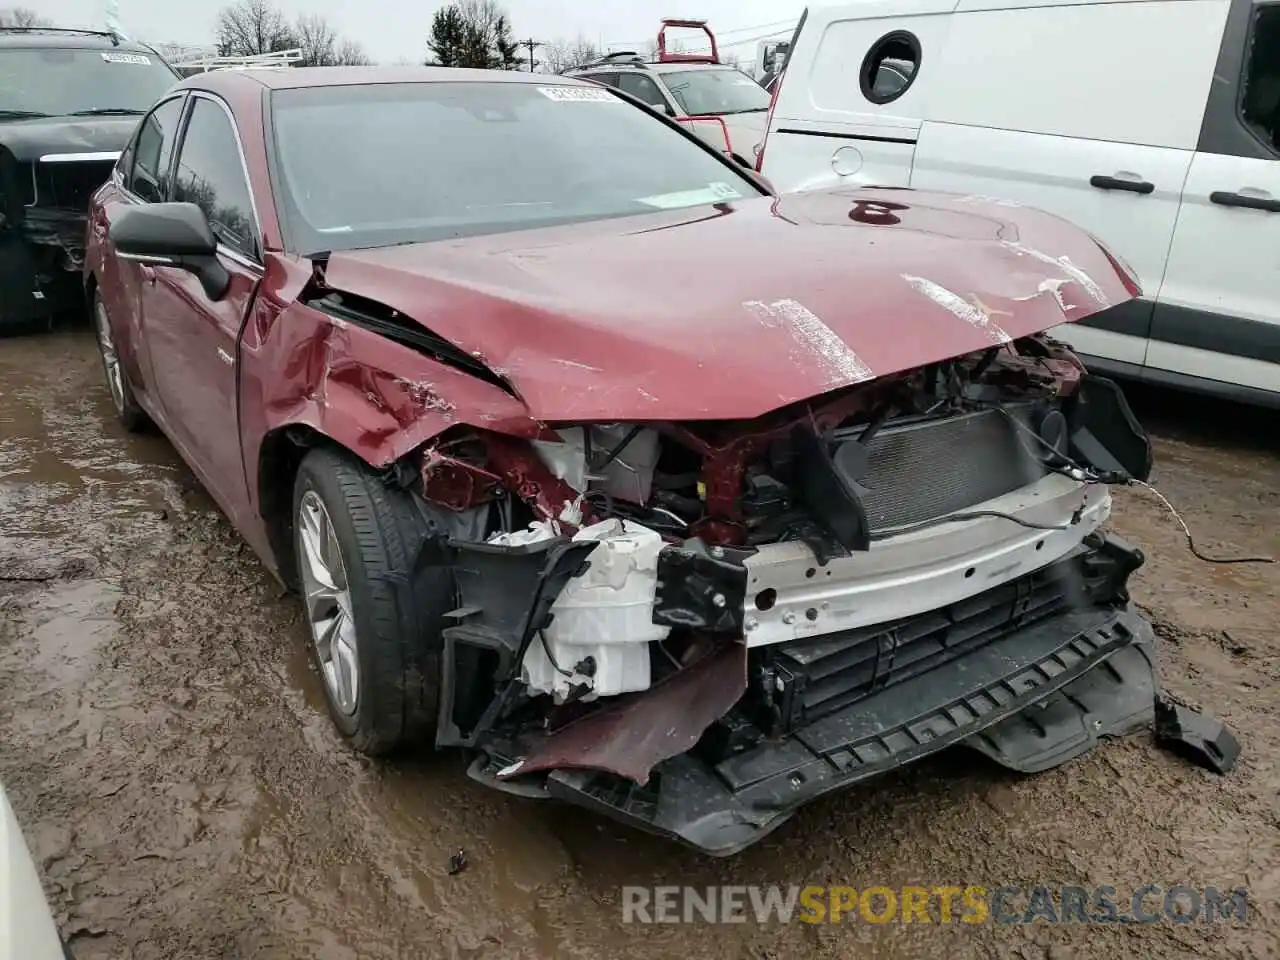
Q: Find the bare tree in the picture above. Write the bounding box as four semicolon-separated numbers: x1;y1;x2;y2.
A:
542;35;599;74
214;0;296;57
0;7;50;27
334;39;371;66
293;14;337;66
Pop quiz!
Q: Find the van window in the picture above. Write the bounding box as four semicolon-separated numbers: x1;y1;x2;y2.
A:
1242;7;1280;153
861;32;920;105
618;73;669;111
929;0;1231;149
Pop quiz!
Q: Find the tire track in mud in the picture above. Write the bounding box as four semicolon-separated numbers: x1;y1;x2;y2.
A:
1;330;1277;960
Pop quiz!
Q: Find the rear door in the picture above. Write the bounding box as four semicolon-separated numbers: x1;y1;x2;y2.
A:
139;92;262;524
1150;0;1280;398
762;0;953;193
910;0;1229;370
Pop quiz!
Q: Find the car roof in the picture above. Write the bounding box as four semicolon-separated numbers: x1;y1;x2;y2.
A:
179;65;601;95
0;28;155;52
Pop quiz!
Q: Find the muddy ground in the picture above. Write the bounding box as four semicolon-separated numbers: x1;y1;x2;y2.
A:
1;327;1276;960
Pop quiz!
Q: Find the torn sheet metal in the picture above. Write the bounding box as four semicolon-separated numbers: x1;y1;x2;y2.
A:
498;642;748;785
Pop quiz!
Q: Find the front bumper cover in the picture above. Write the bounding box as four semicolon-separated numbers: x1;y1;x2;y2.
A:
472;603;1156;855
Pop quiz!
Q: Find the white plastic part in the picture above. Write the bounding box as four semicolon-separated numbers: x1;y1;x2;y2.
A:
521;519;671;702
530;425;661;504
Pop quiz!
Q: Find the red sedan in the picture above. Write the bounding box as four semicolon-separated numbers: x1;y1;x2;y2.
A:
86;66;1156;855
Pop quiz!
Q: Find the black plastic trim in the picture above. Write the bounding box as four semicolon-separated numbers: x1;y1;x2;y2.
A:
1075;297;1155;339
773;127;918;145
542;606;1155;856
1090;175;1155;194
1149;301;1280;365
1196;0;1280;160
1078;353;1280;409
1077;298;1280;365
859;30;922;105
1210;190;1280;212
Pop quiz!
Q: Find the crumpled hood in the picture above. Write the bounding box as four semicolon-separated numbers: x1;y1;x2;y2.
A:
322;187;1138;422
0;115;137;162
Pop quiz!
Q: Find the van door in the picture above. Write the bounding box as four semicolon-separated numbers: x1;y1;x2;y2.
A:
762;0;955;194
909;0;1230;371
1149;0;1280;400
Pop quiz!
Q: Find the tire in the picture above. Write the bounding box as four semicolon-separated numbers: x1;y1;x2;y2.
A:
292;446;452;755
92;289;148;433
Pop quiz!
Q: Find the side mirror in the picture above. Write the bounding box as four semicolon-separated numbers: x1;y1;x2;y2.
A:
664;103;678;117
109;202;231;301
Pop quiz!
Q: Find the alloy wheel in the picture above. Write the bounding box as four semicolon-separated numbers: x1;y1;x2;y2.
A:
297;490;360;716
94;298;125;415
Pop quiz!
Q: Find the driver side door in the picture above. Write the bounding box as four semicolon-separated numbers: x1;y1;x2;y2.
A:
139;92;263;528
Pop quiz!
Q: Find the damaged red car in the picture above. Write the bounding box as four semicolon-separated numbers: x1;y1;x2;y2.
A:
85;66;1160;855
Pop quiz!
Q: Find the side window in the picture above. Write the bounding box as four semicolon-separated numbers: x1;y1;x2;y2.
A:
172;97;258;259
618;73;670;112
861;32;921;105
128;96;184;203
1241;6;1280;153
584;72;620;88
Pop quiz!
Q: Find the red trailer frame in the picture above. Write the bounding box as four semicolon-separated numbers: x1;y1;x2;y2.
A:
657;18;719;64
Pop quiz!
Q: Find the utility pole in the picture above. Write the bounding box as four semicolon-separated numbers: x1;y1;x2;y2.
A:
522;37;540;71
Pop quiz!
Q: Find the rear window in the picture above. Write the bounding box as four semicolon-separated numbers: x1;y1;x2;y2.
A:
268;81;764;255
662;68;771;116
0;47;178;118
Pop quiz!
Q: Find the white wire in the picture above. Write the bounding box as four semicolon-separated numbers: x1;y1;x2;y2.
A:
1125;478;1274;565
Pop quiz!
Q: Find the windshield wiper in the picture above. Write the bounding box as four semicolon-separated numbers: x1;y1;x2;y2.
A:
68;108;147;117
0;109;51;119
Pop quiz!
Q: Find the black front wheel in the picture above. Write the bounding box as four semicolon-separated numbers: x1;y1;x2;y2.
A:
291;447;453;755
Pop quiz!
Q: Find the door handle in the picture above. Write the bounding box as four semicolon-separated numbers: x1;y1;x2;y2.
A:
140;265;157;283
1210;190;1280;213
1090;175;1155;195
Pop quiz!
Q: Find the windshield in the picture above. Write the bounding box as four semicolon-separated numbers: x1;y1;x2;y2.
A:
0;47;178;118
662;68;771;116
269;81;764;255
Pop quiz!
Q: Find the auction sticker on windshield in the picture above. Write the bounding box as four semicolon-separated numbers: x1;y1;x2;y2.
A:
638;182;744;209
537;86;617;103
101;52;152;65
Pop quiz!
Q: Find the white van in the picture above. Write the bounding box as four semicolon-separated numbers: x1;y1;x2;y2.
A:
756;0;1280;406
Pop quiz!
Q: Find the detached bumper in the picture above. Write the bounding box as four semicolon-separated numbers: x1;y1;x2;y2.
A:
484;605;1156;856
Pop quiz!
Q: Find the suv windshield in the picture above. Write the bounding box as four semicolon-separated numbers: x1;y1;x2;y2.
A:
270;81;764;255
662;68;771;116
0;47;178;118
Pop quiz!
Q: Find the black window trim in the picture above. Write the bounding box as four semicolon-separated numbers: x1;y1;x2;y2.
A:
172;90;265;265
1196;0;1280;159
859;29;922;106
115;90;188;203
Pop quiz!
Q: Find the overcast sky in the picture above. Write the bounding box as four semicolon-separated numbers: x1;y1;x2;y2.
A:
40;0;803;66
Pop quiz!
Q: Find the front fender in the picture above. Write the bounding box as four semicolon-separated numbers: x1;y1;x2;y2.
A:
241;298;547;574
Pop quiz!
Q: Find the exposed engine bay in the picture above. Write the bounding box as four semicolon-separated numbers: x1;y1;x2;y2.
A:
389;331;1157;851
0;150;114;325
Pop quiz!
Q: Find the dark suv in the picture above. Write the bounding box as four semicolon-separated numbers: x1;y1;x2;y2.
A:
0;27;179;328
